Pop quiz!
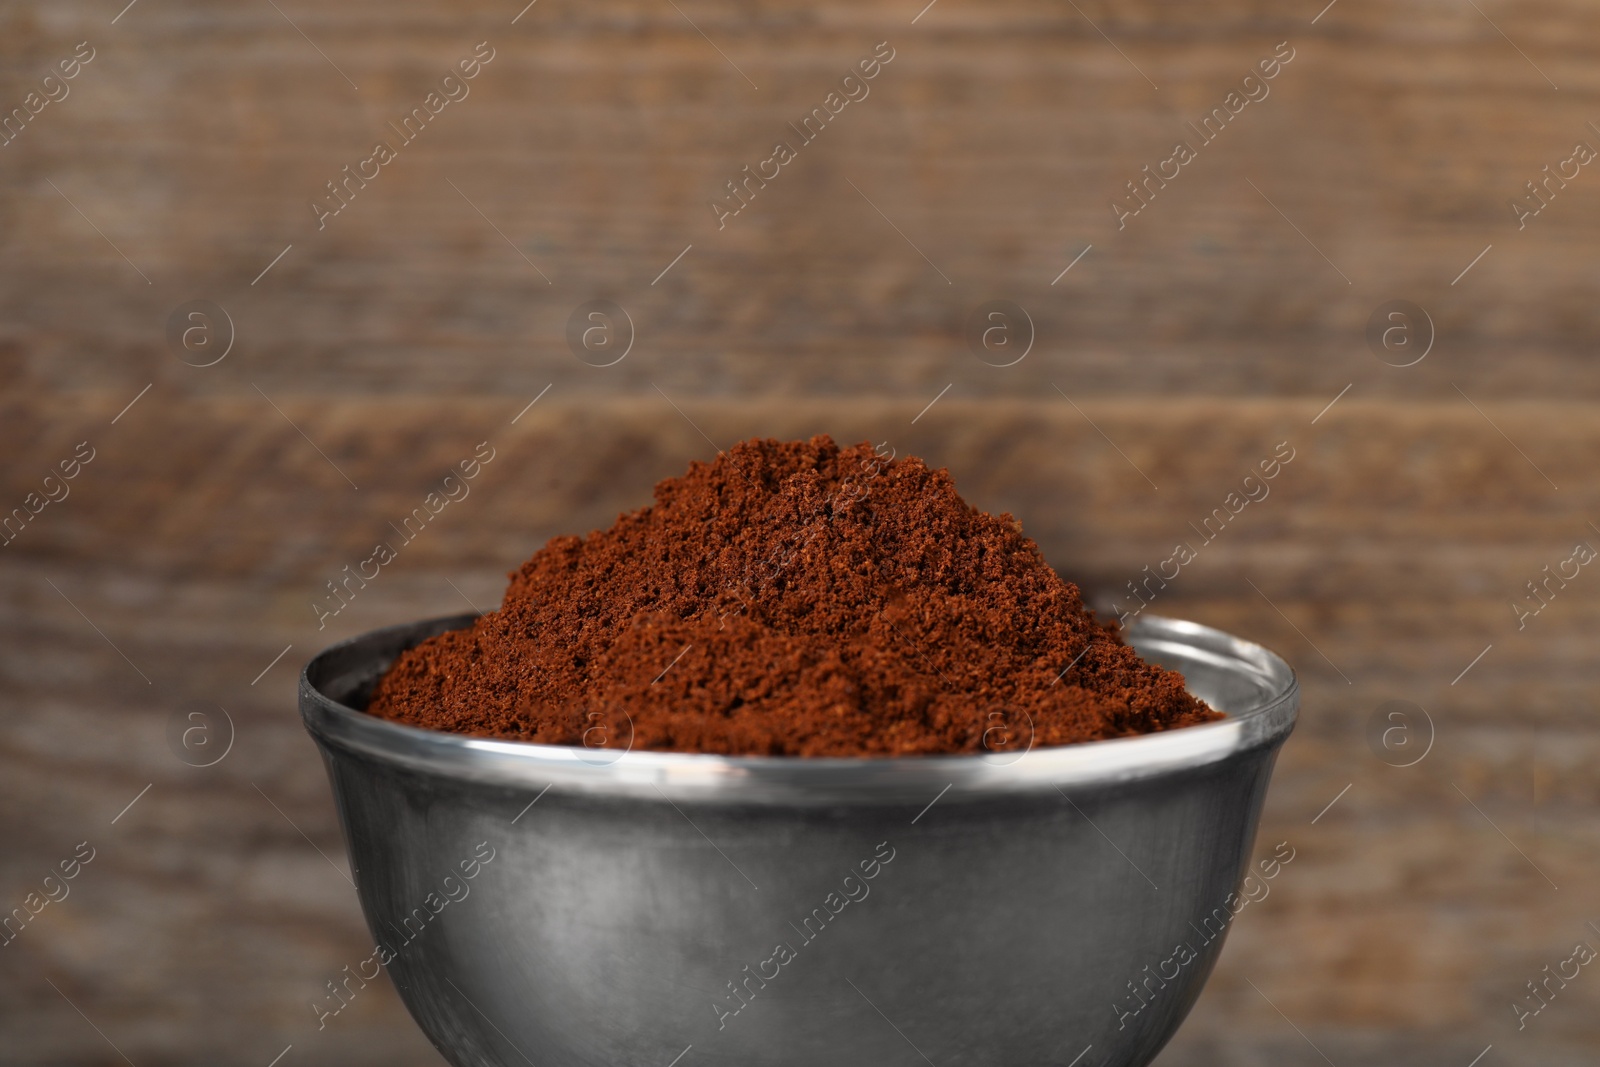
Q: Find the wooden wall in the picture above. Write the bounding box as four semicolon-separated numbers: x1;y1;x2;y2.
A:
2;0;1598;1063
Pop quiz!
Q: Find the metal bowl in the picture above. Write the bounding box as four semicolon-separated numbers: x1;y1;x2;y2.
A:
300;613;1297;1067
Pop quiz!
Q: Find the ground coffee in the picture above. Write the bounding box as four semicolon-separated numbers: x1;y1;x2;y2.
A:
366;437;1220;756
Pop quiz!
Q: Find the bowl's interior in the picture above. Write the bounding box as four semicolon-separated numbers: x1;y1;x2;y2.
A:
1128;618;1292;717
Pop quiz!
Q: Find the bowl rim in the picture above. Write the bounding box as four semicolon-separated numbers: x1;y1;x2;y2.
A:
300;612;1298;804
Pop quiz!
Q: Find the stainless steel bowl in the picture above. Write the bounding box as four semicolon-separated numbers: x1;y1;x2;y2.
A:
300;613;1297;1067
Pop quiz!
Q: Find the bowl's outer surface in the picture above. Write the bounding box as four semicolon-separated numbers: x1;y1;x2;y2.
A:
301;614;1298;1067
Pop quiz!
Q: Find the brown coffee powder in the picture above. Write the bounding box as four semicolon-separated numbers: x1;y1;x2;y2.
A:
366;436;1220;756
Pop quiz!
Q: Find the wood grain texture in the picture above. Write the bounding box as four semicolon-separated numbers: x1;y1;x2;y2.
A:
3;393;1598;1064
2;0;1598;1061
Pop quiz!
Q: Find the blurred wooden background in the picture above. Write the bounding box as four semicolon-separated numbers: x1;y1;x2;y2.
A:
2;0;1599;1063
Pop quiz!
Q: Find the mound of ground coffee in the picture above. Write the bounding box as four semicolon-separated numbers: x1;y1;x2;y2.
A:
366;436;1219;756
